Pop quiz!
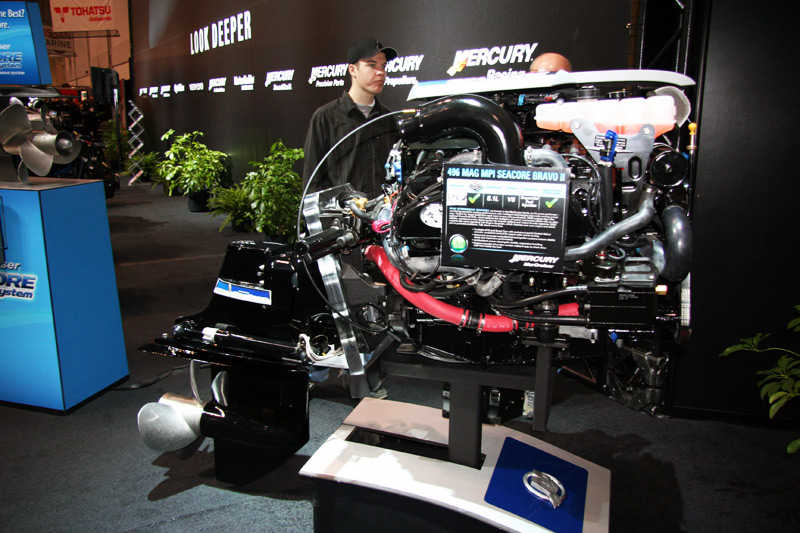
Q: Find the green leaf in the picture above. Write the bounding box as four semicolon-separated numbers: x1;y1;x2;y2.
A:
768;391;789;404
757;371;780;386
720;343;753;357
777;355;793;372
769;396;790;418
749;332;771;348
787;438;800;454
760;381;781;400
719;333;772;356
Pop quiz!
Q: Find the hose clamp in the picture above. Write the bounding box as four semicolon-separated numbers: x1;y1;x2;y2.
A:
476;315;485;335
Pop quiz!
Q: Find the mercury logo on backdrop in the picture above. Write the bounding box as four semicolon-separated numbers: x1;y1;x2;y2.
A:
265;69;294;91
447;42;538;77
307;54;424;89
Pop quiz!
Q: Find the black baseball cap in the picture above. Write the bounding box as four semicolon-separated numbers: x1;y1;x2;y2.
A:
347;38;398;64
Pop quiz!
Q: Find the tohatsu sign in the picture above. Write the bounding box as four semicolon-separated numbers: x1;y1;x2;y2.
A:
50;0;127;32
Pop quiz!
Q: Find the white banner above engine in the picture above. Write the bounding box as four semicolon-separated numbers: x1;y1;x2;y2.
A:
50;0;126;32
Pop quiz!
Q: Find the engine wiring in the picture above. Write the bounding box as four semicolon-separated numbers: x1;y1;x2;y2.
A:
298;333;343;362
295;110;408;240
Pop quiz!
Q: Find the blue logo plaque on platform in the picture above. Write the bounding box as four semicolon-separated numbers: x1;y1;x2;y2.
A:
484;437;589;532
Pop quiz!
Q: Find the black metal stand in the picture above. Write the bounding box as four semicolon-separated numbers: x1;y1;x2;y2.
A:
380;345;556;469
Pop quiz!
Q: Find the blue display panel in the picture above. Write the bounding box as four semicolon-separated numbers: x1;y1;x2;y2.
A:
39;182;128;408
484;437;589;532
0;1;52;85
0;186;62;409
0;180;127;411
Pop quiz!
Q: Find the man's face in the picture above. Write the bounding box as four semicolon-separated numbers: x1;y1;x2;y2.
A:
349;51;388;96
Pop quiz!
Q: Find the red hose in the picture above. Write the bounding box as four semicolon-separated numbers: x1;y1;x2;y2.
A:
365;245;579;333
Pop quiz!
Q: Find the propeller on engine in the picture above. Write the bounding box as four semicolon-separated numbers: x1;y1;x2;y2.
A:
137;363;225;456
0;101;81;183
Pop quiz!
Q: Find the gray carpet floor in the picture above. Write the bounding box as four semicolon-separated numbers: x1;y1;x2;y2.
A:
1;181;798;532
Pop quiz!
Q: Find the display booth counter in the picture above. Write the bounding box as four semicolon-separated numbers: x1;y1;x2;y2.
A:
0;178;128;412
300;398;610;533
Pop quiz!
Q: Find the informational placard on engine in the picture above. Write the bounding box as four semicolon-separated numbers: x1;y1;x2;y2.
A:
442;163;568;273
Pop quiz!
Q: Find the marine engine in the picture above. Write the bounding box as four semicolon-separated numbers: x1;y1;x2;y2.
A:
138;69;695;484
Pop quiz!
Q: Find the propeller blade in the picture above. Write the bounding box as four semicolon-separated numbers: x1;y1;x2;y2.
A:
20;140;54;176
17;161;29;184
138;402;202;453
0;104;32;145
137;393;205;453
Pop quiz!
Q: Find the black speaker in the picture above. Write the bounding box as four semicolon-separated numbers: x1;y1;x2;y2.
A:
90;67;118;105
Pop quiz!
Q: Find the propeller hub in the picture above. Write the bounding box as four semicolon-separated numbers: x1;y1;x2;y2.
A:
55;135;74;155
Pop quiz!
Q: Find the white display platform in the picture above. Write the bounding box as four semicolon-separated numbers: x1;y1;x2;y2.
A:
300;398;610;532
406;68;696;101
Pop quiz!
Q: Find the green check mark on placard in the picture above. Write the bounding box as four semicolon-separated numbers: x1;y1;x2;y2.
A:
545;198;558;208
469;194;480;203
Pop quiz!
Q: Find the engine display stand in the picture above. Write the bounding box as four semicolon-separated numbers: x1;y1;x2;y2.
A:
380;347;561;468
300;398;610;533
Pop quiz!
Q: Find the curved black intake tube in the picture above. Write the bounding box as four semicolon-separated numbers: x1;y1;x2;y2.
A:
398;95;525;166
660;204;692;282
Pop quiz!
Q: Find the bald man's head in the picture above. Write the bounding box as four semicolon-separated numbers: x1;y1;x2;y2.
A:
530;53;572;73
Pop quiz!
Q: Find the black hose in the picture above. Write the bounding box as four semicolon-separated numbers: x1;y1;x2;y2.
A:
494;309;588;326
599;165;615;228
488;285;588;309
397;95;525;166
565;189;656;261
346;200;377;222
659;204;692;281
400;274;436;293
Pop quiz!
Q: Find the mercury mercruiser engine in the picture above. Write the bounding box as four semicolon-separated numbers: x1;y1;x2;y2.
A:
138;70;695;484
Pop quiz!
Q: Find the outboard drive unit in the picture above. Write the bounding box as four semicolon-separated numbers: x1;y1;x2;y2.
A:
138;69;696;484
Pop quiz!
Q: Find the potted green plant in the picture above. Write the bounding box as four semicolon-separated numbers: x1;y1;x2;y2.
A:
720;305;800;454
123;151;160;183
209;141;303;239
153;129;232;211
244;141;304;240
207;183;254;232
137;151;161;182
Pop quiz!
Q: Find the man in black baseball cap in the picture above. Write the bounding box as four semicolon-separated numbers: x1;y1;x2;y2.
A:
346;38;398;64
303;37;399;198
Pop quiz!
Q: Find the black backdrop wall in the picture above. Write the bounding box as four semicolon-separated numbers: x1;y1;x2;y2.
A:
130;0;633;178
668;0;800;422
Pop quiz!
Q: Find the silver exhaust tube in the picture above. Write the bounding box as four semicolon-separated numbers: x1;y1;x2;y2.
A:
137;393;204;452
